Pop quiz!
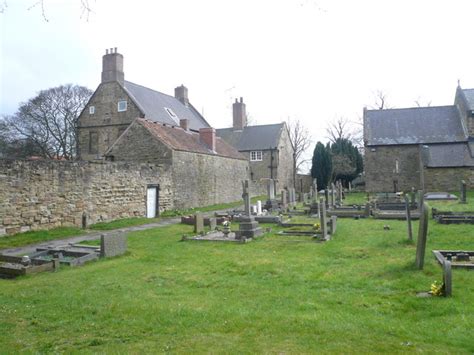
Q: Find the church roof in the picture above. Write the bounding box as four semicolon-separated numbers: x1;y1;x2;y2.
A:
422;143;474;167
123;81;210;131
364;105;467;146
216;123;286;151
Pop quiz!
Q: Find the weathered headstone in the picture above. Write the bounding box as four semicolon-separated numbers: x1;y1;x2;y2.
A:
443;259;452;297
209;217;217;231
324;189;329;208
313;179;318;202
100;233;128;258
404;195;413;241
460;180;467;204
267;179;275;200
348;181;352;192
330;215;337;235
281;189;288;209
256;200;262;215
194;213;204;234
415;202;429;269
418;190;424;211
365;202;371;217
319;197;328;240
242;180;251;216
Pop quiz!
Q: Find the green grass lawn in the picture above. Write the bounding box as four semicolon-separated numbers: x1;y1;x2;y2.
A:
1;211;473;352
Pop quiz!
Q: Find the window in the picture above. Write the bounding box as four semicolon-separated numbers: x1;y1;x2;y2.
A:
250;151;263;161
164;107;179;124
118;100;127;112
89;106;95;115
89;132;98;154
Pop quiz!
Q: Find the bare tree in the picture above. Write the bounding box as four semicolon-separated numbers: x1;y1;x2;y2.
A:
1;0;94;21
287;118;312;187
4;84;92;160
372;90;392;110
414;97;432;107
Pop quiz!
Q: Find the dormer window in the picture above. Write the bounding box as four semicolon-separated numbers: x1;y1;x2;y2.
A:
164;107;179;124
118;100;127;112
89;106;95;115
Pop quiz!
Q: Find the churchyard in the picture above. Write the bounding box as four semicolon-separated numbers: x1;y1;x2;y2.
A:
0;191;473;352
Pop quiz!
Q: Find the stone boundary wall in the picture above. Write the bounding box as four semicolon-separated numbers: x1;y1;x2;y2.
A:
0;159;170;236
424;167;474;192
172;151;250;209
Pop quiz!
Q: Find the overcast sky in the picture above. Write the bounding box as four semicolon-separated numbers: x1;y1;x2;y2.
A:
2;0;474;169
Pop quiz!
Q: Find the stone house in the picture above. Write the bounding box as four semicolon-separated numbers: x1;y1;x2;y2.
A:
105;118;248;209
363;85;474;192
216;98;294;194
77;48;210;161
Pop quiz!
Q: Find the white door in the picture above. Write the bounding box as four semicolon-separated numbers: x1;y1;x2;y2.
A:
146;187;157;218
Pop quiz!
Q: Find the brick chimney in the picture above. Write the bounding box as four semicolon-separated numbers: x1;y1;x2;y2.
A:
199;128;216;152
180;118;189;131
101;47;124;85
233;97;247;130
175;85;189;106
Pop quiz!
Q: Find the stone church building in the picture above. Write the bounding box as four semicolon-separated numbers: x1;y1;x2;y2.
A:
364;85;474;192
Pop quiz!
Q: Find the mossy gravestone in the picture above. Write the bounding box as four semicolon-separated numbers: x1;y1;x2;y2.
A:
415;202;429;269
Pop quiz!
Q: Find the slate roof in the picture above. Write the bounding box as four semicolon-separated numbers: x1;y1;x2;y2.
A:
461;88;474;110
364;106;467;146
134;119;246;160
422;143;474;167
123;81;210;131
216;123;286;151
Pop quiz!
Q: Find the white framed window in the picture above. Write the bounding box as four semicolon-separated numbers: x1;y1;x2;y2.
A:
89;106;95;115
164;107;179;124
118;100;127;112
250;151;263;161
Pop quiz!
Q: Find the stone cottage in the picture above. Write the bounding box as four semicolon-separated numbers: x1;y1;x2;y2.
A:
363;84;474;192
105;118;248;210
216;98;294;194
77;48;210;161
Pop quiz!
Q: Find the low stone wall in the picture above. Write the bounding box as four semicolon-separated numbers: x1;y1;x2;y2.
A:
424;167;474;192
0;159;170;236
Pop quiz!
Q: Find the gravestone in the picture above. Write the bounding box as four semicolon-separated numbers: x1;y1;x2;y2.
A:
100;233;128;258
415;202;429;269
330;215;337;235
313;179;318;202
443;259;452;297
348;181;352;192
209;217;217;231
281;189;288;209
404;195;413;241
256;200;262;215
330;183;335;208
324;189;329;208
461;180;467;204
194;213;204;234
319;197;328;240
242;180;251;215
267;179;275;200
418;190;424;209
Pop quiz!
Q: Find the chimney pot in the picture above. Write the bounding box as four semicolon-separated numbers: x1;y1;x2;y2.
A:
199;128;216;152
106;49;109;54
233;97;247;130
101;48;124;85
180;118;189;131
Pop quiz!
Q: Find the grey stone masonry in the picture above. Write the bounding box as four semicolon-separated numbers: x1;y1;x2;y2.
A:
415;202;429;269
100;233;128;258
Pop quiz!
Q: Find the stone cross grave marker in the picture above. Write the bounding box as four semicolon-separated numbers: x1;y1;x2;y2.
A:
267;179;275;200
100;232;128;258
415;202;429;269
242;180;251;216
404;195;413;241
461;180;467;204
194;213;204;234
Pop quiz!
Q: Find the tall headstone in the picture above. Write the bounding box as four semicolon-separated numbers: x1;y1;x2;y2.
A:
337;181;343;204
324;189;329;208
330;183;336;208
418;190;424;211
443;259;452;297
281;189;288;210
460;180;467;204
415;202;429;269
267;179;275;200
256;200;262;215
319;197;328;240
313;179;318;202
348;181;352;192
242;180;251;216
404;195;413;241
194;213;204;234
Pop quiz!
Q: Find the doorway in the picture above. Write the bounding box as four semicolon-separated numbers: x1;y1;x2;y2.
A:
146;185;159;218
